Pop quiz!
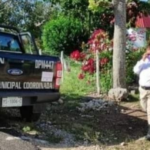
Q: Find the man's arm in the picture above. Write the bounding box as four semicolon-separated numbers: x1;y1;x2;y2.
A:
133;59;145;75
133;52;150;75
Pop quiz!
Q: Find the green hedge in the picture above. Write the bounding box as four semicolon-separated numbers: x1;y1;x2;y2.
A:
42;15;88;55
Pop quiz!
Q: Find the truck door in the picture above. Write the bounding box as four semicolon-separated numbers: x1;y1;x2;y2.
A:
0;32;34;90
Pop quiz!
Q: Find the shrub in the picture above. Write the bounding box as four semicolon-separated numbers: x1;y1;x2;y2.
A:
42;15;88;55
70;29;113;76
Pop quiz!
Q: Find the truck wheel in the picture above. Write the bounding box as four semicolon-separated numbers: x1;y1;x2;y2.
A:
20;106;41;122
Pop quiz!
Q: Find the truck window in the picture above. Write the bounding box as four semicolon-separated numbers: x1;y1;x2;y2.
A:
21;35;37;54
0;34;21;52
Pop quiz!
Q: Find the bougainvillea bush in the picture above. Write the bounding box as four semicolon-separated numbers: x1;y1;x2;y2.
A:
70;29;113;93
69;29;145;93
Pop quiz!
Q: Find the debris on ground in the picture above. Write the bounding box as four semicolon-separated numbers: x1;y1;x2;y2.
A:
36;121;76;146
77;99;115;112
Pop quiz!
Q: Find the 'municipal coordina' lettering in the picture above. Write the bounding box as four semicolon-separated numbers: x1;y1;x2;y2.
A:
0;82;21;89
0;82;53;89
0;58;5;64
23;82;53;89
35;60;54;69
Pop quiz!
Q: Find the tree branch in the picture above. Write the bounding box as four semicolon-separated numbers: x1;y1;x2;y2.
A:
34;20;46;27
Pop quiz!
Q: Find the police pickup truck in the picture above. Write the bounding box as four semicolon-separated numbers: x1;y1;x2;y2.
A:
0;25;62;121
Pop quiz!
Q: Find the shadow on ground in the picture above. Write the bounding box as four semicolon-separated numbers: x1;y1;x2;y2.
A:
0;94;148;150
0;108;23;137
35;94;148;149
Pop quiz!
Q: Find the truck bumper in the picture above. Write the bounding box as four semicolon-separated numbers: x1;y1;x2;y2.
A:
37;92;60;103
0;91;60;107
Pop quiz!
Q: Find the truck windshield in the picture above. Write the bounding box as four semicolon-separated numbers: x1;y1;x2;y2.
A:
0;34;21;52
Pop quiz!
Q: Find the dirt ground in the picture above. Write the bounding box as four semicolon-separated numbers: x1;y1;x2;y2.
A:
37;95;150;150
1;95;149;150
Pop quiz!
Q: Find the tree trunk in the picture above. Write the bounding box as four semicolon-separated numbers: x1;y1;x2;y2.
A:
113;0;126;88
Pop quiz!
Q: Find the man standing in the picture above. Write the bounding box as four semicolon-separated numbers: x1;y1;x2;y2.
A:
133;46;150;140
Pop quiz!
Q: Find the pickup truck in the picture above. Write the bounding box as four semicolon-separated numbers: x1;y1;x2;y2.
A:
0;25;62;121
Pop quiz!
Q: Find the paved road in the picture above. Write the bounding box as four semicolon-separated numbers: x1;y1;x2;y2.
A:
0;132;39;150
0;109;40;150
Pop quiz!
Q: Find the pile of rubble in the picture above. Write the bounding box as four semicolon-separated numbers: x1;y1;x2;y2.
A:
77;99;115;112
36;121;75;146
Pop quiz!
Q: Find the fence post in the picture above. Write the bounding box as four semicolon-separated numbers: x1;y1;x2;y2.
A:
60;51;64;83
96;50;100;95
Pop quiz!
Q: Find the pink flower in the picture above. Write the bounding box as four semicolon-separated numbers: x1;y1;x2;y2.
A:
100;58;109;66
80;52;86;60
78;73;85;79
82;65;90;72
70;50;81;61
70;50;86;61
81;58;95;74
128;35;136;41
88;29;105;45
87;58;94;65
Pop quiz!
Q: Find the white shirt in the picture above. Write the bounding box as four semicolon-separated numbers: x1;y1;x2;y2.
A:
133;57;150;87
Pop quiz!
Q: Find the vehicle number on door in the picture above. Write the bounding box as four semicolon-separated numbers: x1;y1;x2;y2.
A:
2;97;22;107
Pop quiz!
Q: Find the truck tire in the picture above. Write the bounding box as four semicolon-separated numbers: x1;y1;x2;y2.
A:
20;106;41;122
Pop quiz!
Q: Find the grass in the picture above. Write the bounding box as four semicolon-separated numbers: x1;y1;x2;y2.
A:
60;60;112;96
60;61;96;96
